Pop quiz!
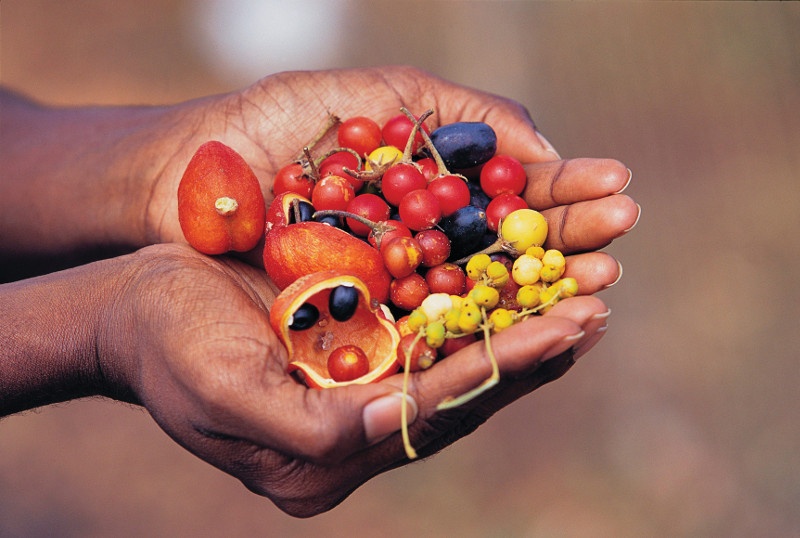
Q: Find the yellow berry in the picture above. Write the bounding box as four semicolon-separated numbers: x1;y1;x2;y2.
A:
554;277;578;298
512;254;543;286
444;307;462;333
489;308;515;332
407;308;428;332
449;294;464;310
539;285;559;312
500;209;548;253
485;260;510;287
458;303;482;333
365;145;402;171
525;246;545;259
470;284;500;309
425;321;446;348
540;264;565;283
541;249;566;268
517;284;543;308
466;253;492;280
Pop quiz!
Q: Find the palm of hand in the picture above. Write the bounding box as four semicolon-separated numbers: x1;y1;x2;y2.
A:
144;66;550;247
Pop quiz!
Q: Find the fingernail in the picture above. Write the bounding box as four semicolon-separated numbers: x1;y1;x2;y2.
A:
574;325;608;360
614;168;633;194
604;261;624;289
363;392;418;445
535;130;561;159
591;308;612;321
623;203;642;233
542;331;584;361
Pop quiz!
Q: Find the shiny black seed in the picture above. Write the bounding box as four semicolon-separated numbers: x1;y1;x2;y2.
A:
314;213;342;228
329;285;359;322
288;200;315;224
289;303;319;330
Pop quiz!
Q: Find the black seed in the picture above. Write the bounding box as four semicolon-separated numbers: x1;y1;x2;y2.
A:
314;213;342;228
289;303;319;330
288;200;315;224
329;285;359;322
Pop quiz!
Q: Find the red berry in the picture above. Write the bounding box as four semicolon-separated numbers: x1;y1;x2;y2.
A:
425;263;466;295
273;162;313;198
485;193;529;232
328;345;370;382
398;189;442;231
319;150;363;191
389;272;429;311
368;219;412;252
382;236;424;278
426;175;471;217
312;175;355;212
479;154;527;198
382;113;430;154
338;116;382;157
414;229;451;267
345;193;390;236
416;157;438;182
397;333;437;371
381;162;427;206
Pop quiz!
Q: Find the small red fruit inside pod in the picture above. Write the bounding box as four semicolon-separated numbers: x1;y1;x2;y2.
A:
178;141;266;254
263;221;392;304
270;271;401;388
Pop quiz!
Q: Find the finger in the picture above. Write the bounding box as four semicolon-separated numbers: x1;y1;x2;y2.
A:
386;310;585;414
481;103;561;163
541;194;641;253
563;251;623;293
430;81;559;164
384;296;610;459
524;158;632;210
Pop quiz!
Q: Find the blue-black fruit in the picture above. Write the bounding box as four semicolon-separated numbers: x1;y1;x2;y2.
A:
328;285;359;322
430;122;497;170
289;303;319;330
438;205;488;261
468;181;491;210
288;200;315;224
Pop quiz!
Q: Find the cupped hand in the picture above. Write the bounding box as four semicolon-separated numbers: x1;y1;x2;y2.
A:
105;242;610;517
142;66;638;265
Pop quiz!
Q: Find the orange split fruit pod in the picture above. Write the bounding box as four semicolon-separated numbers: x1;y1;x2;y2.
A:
263;218;392;304
270;270;401;388
178;140;266;255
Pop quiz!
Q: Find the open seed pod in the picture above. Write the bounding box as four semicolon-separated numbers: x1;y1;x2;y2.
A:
270;270;401;388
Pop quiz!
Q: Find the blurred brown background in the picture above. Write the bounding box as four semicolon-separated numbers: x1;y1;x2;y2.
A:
2;1;799;536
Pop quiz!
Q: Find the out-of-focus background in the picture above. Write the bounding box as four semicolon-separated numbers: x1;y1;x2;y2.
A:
2;1;799;536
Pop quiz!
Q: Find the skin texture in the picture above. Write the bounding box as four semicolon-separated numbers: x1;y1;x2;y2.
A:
0;66;640;517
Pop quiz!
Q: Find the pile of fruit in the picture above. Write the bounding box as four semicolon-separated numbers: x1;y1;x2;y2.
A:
177;108;577;458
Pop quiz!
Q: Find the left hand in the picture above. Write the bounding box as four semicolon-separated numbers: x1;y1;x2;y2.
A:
100;243;609;517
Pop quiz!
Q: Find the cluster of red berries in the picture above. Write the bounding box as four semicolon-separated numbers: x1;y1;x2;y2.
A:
270;108;545;317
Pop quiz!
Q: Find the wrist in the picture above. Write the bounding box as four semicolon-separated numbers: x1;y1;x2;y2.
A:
0;255;137;416
0;90;205;269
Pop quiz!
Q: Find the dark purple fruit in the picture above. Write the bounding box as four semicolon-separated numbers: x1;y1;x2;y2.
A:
430;122;497;170
438;205;488;261
468;181;491;210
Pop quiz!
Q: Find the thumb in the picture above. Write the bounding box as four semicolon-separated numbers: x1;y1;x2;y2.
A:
226;377;418;465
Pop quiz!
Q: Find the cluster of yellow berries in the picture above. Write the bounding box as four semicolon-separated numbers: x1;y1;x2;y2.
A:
399;247;578;351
